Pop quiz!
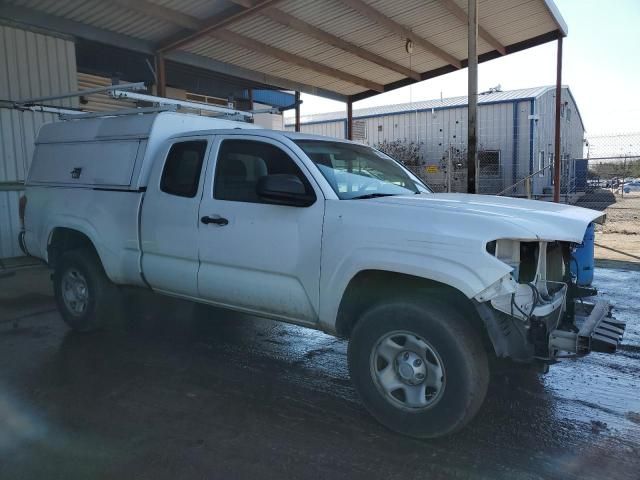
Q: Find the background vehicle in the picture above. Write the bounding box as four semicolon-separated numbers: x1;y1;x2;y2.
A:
20;111;625;438
623;181;640;193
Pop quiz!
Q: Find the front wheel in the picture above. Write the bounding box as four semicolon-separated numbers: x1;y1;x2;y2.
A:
348;297;489;438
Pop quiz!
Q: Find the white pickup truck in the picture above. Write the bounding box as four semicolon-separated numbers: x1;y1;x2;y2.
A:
20;110;624;438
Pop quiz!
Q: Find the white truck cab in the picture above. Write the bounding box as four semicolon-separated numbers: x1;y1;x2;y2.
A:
20;110;625;438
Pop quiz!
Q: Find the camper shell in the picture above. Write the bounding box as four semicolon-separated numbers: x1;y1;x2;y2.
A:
27;110;260;190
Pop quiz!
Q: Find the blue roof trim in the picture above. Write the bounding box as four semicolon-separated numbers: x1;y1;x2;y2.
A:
244;89;295;109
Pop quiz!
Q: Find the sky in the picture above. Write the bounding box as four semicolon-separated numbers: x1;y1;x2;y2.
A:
284;0;640;136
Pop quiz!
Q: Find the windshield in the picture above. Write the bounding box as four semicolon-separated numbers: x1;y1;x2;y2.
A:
294;140;431;199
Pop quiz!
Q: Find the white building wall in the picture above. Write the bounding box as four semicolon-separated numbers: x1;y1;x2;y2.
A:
0;24;77;258
285;120;346;138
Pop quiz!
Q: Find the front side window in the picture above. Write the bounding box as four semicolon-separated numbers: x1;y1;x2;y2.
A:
293;140;429;199
160;140;207;198
214;139;314;203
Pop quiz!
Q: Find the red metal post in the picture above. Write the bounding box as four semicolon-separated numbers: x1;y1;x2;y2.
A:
467;0;478;194
294;91;301;132
156;53;166;97
553;35;563;202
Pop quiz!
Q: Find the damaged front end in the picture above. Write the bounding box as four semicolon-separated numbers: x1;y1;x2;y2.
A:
474;235;625;366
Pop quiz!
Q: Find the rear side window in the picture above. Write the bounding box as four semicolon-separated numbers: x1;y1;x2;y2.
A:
160;141;207;197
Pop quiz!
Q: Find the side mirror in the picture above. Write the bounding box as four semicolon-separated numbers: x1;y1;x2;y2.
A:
256;174;315;207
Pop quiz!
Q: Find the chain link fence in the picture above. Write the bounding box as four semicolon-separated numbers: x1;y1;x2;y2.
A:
401;132;640;264
570;133;640;265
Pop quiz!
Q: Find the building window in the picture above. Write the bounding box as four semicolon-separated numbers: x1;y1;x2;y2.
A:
160;141;207;198
377;125;383;132
566;108;571;121
538;151;545;177
353;120;367;140
478;150;501;177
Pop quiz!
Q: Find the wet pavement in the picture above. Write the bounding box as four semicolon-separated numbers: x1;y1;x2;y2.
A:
1;266;639;480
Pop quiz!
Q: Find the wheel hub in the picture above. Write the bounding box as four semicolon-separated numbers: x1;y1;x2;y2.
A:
370;331;445;410
395;350;427;386
61;268;89;315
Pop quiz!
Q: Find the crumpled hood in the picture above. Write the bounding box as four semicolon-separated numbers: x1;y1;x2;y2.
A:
367;193;604;243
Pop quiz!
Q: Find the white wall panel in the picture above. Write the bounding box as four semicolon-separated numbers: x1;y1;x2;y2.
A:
0;24;77;258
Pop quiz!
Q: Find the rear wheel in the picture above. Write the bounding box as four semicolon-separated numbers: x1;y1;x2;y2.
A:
53;248;120;332
348;296;489;438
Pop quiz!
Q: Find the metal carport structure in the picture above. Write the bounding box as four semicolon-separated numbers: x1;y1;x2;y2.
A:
1;0;568;194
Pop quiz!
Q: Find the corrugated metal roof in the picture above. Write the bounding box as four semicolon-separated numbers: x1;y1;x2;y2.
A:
285;86;557;125
1;0;568;99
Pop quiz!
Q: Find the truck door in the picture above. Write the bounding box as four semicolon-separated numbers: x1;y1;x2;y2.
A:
197;135;324;323
140;137;210;296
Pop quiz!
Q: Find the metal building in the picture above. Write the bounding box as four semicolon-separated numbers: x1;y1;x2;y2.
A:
285;86;585;195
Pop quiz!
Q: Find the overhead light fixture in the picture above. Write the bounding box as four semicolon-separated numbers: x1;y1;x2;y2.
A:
405;39;413;54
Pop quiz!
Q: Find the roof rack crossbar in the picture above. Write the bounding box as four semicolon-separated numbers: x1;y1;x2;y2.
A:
110;90;253;118
59;106;178;121
14;82;146;106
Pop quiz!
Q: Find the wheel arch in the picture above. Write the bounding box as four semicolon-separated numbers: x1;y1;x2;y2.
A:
335;270;494;353
47;227;101;270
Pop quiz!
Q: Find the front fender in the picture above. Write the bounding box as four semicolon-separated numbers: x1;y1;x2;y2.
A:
318;246;512;332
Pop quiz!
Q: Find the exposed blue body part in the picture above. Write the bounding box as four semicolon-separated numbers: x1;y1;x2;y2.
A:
571;223;595;286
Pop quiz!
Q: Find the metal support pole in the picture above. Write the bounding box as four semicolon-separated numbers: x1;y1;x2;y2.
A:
347;98;353;140
294;91;301;132
247;88;254;111
553;35;563;202
467;0;478;194
156;53;167;98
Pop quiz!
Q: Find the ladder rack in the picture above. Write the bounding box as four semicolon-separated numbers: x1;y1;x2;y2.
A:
10;82;294;122
109;89;252;119
59;106;178;121
9;82;268;122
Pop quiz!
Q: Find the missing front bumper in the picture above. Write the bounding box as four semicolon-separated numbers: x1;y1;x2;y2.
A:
549;300;626;355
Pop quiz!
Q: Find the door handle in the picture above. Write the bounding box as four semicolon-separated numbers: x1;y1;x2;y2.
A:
201;215;228;226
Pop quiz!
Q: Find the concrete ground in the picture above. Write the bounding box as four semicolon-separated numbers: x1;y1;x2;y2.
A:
1;266;639;480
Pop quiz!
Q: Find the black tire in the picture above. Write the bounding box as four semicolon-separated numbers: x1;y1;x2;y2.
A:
53;248;120;332
348;296;489;438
